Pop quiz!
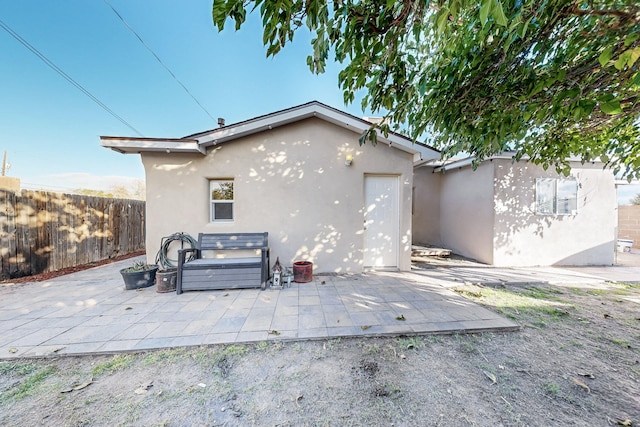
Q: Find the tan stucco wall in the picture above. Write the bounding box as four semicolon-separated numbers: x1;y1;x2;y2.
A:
142;117;414;273
618;205;640;248
438;162;495;264
492;160;616;266
411;167;442;246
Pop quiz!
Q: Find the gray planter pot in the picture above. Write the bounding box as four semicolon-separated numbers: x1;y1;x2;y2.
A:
120;265;158;290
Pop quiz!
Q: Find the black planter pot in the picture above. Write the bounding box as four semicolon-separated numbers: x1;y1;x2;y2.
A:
120;265;159;290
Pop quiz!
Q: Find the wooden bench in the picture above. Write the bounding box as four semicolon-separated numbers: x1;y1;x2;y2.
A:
176;232;270;294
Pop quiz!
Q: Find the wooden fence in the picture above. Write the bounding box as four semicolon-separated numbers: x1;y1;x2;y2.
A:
0;189;145;279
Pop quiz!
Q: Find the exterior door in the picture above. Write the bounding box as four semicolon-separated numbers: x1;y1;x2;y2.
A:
364;175;399;269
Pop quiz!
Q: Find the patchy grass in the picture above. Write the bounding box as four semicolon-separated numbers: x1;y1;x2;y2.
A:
142;347;189;366
0;365;56;403
91;354;135;377
453;284;573;325
611;338;632;348
0;361;39;376
395;336;424;351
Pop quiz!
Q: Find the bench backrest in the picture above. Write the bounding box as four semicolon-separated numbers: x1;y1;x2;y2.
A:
197;232;268;251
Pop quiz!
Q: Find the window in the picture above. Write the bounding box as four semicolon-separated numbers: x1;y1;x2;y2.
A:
210;180;234;221
535;178;578;215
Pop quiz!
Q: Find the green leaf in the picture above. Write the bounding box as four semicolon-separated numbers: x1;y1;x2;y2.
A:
598;46;612;67
614;54;628;70
491;0;508;27
624;34;639;47
633;72;640;86
436;9;449;34
600;100;622;115
479;0;492;27
628;47;640;67
519;17;532;38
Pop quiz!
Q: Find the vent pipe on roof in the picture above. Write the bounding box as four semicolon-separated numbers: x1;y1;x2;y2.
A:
217;118;225;127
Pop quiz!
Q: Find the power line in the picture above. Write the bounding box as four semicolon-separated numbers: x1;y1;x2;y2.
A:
0;18;144;136
103;0;217;123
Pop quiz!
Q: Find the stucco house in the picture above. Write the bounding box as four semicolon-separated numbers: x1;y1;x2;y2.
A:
101;101;617;272
413;155;617;266
101;101;440;273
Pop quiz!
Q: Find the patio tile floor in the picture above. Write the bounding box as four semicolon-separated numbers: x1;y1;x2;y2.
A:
0;256;525;359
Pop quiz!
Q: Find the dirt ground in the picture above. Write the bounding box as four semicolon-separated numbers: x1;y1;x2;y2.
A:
1;278;638;426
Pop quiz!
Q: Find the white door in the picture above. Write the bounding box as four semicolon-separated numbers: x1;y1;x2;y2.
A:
364;175;399;269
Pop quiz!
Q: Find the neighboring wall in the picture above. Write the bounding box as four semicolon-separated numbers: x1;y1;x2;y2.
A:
492;160;616;266
143;117;414;273
0;190;145;279
618;205;640;248
412;167;442;246
438;162;495;264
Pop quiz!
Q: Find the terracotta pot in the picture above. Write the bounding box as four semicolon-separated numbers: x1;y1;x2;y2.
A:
293;261;313;283
156;268;177;293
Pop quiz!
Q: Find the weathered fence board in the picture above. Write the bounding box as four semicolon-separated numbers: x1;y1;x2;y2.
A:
0;189;145;279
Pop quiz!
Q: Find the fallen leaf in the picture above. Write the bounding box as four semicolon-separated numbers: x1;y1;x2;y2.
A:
571;377;590;393
62;380;94;394
321;281;326;285
617;419;632;426
124;306;133;311
399;353;406;359
134;381;154;394
603;313;612;318
223;293;229;297
577;372;595;379
483;370;497;385
268;330;280;336
295;393;304;407
395;314;406;321
8;347;17;354
361;325;371;330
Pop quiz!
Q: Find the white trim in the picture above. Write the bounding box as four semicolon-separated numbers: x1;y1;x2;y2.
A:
195;102;439;164
100;137;205;155
99;102;440;163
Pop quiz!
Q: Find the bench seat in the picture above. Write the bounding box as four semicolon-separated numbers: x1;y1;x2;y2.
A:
176;233;269;294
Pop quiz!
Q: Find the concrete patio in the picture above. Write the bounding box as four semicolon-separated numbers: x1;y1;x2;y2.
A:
3;251;638;360
0;256;519;359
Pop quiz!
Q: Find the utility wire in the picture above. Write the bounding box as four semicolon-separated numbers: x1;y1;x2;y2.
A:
0;18;144;136
103;0;217;123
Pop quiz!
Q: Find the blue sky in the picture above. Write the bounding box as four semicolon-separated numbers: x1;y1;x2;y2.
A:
2;1;639;203
0;0;353;193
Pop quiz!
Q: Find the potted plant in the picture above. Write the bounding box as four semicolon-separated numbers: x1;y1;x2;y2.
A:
120;261;159;290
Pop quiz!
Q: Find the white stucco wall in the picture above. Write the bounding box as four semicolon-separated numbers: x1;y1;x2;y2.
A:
438;162;495;264
141;117;414;273
492;159;616;266
412;166;442;246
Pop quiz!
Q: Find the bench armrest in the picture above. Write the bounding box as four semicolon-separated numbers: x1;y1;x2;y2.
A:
178;248;199;266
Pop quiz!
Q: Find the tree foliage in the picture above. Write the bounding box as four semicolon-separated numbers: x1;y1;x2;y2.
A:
631;193;640;205
212;0;640;178
73;181;145;200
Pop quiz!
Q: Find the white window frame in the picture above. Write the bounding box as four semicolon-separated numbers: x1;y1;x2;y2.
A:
210;179;234;222
535;178;578;215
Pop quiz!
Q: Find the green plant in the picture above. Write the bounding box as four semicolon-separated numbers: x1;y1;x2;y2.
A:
396;336;423;351
544;382;560;396
122;261;155;273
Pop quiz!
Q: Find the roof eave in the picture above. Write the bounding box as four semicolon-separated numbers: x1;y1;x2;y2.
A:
100;137;205;155
195;101;441;161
